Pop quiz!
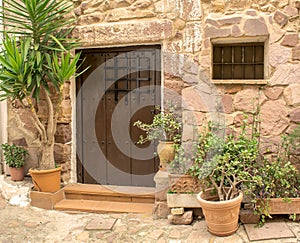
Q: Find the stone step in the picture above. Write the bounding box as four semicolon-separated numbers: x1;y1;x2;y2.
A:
54;199;154;214
63;183;155;203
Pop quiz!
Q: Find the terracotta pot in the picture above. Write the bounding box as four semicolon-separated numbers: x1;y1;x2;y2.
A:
260;198;300;215
9;166;25;181
197;189;243;236
29;167;61;193
157;141;175;171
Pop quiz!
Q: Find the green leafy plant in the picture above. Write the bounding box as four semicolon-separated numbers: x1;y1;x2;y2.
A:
253;135;300;221
0;0;84;170
258;158;300;199
190;121;262;201
288;124;300;151
134;105;181;143
289;213;297;221
168;143;189;174
1;143;28;168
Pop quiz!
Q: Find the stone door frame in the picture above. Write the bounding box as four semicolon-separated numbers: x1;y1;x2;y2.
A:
69;49;164;183
69;20;172;183
75;46;161;186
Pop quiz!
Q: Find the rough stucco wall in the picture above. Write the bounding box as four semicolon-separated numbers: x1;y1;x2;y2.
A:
7;0;300;181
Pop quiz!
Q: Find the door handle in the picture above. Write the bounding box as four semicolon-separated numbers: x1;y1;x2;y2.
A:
150;109;159;115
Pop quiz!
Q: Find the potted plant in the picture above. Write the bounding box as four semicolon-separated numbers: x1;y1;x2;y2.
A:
134;105;181;170
1;143;28;181
0;0;83;192
254;133;300;224
194;122;261;236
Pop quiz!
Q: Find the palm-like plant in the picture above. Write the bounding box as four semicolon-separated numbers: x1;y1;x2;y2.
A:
0;0;82;170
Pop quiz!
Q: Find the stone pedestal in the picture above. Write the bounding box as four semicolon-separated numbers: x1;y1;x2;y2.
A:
167;193;201;208
153;171;170;219
154;171;169;201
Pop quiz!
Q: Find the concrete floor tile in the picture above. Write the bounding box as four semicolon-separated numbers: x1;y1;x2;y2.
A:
244;222;296;241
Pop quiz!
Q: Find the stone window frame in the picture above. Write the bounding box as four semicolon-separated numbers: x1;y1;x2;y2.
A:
211;36;269;85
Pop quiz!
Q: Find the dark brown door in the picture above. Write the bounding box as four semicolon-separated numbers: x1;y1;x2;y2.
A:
76;46;161;187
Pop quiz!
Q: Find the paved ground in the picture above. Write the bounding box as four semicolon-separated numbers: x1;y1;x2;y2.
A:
0;196;299;243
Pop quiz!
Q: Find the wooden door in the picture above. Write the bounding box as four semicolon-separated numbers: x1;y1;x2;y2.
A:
76;46;161;187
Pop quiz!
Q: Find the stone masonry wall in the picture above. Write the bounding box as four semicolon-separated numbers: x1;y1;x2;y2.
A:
198;0;300;168
6;0;300;182
72;0;300;166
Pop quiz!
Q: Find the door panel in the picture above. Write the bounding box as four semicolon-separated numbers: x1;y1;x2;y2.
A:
105;91;131;186
76;46;161;187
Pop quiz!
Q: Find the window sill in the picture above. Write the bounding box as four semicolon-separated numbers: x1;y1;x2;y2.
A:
212;80;268;85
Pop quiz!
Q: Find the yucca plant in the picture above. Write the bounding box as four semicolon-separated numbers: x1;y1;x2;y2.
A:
0;0;83;170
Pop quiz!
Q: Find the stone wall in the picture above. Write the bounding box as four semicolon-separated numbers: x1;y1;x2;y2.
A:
73;0;300;162
198;0;300;166
6;0;300;182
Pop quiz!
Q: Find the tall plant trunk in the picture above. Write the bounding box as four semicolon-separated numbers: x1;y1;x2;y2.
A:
38;87;57;170
40;143;55;170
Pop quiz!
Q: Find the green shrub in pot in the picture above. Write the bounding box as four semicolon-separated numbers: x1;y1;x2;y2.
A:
193;121;262;236
1;143;28;181
1;143;28;168
253;134;300;224
133;105;181;143
134;105;182;170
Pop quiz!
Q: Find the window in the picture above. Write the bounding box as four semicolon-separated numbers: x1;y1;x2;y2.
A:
212;43;264;80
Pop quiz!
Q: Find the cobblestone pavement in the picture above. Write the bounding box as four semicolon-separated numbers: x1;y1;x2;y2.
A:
0;196;299;243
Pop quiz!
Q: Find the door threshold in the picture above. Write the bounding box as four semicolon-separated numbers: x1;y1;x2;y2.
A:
65;183;155;196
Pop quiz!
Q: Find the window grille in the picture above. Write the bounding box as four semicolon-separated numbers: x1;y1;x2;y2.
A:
212;43;264;80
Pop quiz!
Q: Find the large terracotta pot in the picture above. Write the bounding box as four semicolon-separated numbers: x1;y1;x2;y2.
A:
9;166;25;181
157;141;175;171
197;189;243;236
29;167;61;193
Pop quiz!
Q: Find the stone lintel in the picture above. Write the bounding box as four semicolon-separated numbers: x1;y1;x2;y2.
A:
73;20;174;47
